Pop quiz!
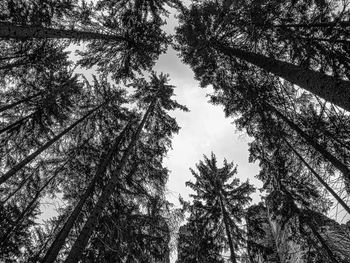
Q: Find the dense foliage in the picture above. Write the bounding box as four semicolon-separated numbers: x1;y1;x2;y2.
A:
1;0;350;262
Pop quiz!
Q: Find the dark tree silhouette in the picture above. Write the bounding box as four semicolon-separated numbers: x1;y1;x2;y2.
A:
185;153;255;263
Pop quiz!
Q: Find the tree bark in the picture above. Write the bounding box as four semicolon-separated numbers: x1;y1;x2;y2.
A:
274;21;350;29
0;113;34;135
219;196;237;263
298;36;350;45
214;42;350;112
0;92;42;113
0;102;107;186
268;104;350;189
0;54;26;61
302;216;340;263
0;22;126;41
284;139;350;215
1;167;38;204
0;161;68;246
41;120;133;263
63;99;157;263
0;59;30;71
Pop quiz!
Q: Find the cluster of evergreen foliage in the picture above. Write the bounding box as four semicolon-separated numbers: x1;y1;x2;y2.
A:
0;0;350;262
175;0;350;262
0;0;187;262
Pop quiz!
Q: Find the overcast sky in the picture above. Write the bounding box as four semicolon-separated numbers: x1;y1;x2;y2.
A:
154;7;350;261
153;8;263;262
155;6;262;208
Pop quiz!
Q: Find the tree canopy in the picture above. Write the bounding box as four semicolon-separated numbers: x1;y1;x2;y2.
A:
1;0;350;262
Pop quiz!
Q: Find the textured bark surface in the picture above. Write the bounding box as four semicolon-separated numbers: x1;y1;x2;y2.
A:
267;214;306;263
246;204;281;263
0;22;125;41
215;43;350;112
274;21;350;28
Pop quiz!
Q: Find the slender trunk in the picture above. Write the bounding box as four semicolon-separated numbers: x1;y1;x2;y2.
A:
31;220;63;263
1;167;38;204
219;196;237;263
323;129;350;153
0;92;42;113
41;121;133;263
302;216;339;263
0;54;26;61
274;21;350;29
284;139;350;215
214;42;350;112
0;102;106;186
0;113;33;135
0;59;28;71
299;36;350;45
0;161;68;245
267;104;350;187
0;22;126;41
64;100;157;263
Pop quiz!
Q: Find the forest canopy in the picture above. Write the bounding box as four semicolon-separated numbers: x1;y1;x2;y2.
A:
0;0;350;262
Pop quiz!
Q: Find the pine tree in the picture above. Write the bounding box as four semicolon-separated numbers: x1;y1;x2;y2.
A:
185;153;255;263
63;72;187;262
175;1;350;112
176;200;225;263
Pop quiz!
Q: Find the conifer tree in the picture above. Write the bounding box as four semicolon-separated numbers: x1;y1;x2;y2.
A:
175;1;350;111
63;72;187;262
185;153;255;263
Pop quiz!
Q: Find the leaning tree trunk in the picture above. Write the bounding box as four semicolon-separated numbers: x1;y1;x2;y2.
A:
0;22;126;41
219;196;237;263
0;113;34;135
0;161;68;246
273;21;350;29
298;36;350;45
41;120;133;263
214;42;350;112
0;92;42;113
284;139;350;215
63;99;157;263
0;101;107;185
1;167;38;204
267;103;350;190
301;214;340;263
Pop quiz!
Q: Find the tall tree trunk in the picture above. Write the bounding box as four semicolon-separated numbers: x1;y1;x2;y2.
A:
214;42;350;112
0;92;42;113
273;21;350;29
0;54;26;61
298;36;350;45
301;214;340;263
0;22;126;41
64;99;157;263
284;139;350;215
0;113;34;135
0;161;68;246
219;196;237;263
267;104;350;188
1;167;38;204
0;102;107;186
0;59;31;71
41;120;133;263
